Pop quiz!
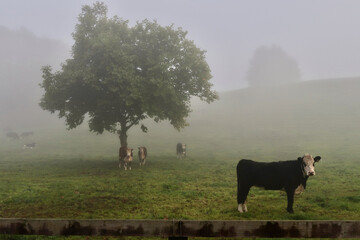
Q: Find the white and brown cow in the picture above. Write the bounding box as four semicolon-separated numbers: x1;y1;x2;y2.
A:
138;146;147;166
119;146;133;170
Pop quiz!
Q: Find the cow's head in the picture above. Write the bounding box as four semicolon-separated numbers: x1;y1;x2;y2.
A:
138;147;145;154
298;154;321;176
125;148;133;161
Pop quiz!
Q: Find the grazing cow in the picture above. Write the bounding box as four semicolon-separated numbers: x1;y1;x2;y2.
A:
6;132;19;140
138;147;147;166
2;128;13;133
237;154;322;213
176;143;186;158
23;142;36;149
20;131;34;138
119;146;133;170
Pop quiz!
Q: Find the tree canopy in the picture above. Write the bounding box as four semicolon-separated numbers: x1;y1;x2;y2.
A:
246;45;301;87
39;2;218;147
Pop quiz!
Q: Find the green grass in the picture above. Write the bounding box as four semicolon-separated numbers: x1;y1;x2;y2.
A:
0;149;359;221
0;150;359;240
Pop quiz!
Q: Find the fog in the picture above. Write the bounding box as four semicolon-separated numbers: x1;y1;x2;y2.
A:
0;26;69;129
2;0;360;91
1;0;360;152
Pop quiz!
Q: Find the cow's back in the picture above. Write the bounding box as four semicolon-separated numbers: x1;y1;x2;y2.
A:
237;159;299;190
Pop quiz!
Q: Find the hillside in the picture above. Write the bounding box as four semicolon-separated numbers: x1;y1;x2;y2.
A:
179;78;360;158
123;77;360;159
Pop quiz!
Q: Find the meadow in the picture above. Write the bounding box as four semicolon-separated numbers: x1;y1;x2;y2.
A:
1;136;360;240
1;79;360;239
1;133;360;221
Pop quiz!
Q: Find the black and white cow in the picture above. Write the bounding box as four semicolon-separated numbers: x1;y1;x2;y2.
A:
119;146;133;170
176;143;186;158
20;131;34;138
23;142;36;149
236;154;322;213
138;146;147;166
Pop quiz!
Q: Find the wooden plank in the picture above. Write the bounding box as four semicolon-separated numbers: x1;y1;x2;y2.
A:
180;220;360;238
0;219;359;238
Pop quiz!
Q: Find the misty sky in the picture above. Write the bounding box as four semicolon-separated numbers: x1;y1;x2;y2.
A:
1;0;360;91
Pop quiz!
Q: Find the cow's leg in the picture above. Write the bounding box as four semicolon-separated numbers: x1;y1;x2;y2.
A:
237;185;250;213
129;162;132;170
118;159;122;169
238;203;248;213
286;188;295;213
242;203;248;212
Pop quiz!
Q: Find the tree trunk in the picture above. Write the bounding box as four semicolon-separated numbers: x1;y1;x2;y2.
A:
119;130;128;147
118;120;129;148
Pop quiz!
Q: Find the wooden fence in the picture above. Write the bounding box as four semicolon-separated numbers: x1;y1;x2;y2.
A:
0;218;359;239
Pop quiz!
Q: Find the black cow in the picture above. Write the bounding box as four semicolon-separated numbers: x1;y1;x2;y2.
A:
236;154;322;213
176;143;186;158
20;131;34;138
6;132;19;140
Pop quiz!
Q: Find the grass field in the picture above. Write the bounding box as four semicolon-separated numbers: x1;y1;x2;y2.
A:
1;143;359;221
1;79;360;239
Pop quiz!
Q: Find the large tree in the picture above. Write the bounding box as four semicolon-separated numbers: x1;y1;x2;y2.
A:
246;45;301;87
40;2;217;148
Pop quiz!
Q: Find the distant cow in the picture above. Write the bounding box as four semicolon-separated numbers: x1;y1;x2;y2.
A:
23;142;36;149
6;132;19;140
176;143;186;158
2;128;13;133
20;131;34;138
138;147;147;166
119;146;133;170
237;154;322;213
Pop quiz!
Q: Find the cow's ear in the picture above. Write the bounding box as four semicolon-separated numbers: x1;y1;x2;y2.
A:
297;157;303;162
314;156;321;162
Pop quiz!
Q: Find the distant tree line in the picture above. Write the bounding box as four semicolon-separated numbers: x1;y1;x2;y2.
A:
246;45;301;87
